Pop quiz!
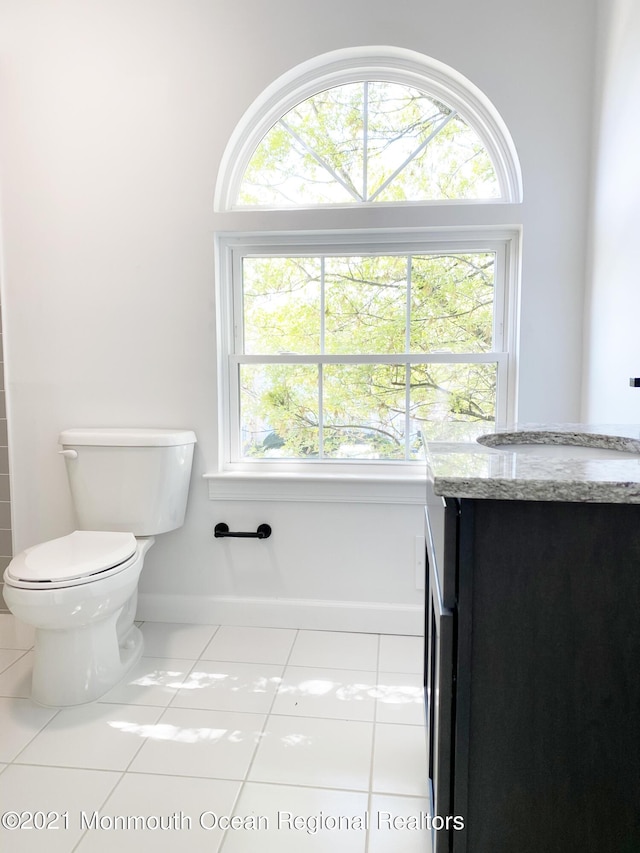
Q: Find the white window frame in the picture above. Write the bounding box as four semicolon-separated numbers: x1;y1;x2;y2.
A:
214;227;519;482
207;47;522;501
215;46;523;211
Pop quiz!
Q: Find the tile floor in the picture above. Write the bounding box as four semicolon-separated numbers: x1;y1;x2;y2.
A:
0;616;432;852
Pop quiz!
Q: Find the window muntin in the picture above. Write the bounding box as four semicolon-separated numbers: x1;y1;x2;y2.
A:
238;82;499;207
215;51;521;474
230;244;508;462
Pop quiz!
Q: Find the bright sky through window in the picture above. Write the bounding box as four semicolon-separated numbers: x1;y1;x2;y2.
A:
237;252;500;460
216;51;520;466
238;82;500;206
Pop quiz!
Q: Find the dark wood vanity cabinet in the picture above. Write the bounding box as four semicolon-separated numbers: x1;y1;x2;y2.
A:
424;494;640;853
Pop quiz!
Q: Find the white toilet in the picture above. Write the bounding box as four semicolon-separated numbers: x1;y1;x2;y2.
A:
2;427;197;707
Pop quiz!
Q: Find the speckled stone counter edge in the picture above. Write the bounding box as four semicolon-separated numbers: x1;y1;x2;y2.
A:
426;424;640;503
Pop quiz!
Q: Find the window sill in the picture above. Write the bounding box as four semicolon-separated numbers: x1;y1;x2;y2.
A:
203;469;427;504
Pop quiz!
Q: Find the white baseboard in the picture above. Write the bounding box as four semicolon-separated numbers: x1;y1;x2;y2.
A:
137;593;423;636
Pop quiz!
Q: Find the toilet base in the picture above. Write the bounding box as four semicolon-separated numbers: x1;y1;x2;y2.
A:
31;618;144;707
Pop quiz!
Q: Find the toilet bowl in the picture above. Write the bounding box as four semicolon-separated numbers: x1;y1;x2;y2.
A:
3;531;155;706
2;427;197;707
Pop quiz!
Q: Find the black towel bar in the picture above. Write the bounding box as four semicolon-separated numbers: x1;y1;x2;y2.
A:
214;522;272;540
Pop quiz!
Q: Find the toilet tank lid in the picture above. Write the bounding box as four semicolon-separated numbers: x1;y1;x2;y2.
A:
59;428;197;447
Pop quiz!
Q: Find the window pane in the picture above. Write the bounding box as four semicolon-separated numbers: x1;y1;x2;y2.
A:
235;246;505;462
365;82;452;199
239;84;364;206
323;363;407;459
410;254;495;353
237;82;500;207
240;364;319;457
409;362;497;450
238;360;498;460
243;257;321;354
324;256;407;354
373;115;499;201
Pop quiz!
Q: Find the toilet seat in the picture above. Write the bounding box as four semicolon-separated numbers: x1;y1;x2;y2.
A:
4;530;138;590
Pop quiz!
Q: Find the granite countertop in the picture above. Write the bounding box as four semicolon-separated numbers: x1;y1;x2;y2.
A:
425;423;640;503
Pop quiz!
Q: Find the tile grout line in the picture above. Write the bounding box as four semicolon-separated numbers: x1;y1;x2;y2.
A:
364;632;382;853
70;768;127;853
0;647;31;676
217;627;300;853
0;619;430;850
68;623;226;852
152;621;221;712
108;624;224;778
6;703;62;766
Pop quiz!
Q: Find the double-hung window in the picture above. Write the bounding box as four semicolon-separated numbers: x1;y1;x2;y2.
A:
218;231;516;467
214;48;522;475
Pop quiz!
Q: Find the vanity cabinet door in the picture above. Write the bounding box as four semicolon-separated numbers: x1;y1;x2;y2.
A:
426;543;455;853
451;498;640;853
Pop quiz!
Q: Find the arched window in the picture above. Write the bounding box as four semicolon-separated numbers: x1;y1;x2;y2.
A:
239;81;499;206
215;46;522;211
214;48;521;472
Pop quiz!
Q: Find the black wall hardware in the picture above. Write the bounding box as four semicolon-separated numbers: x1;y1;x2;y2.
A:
214;522;272;540
630;378;640;387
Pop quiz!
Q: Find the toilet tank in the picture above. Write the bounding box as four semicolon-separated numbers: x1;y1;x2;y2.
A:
58;428;197;536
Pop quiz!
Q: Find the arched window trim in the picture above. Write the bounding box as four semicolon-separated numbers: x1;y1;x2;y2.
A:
214;46;523;211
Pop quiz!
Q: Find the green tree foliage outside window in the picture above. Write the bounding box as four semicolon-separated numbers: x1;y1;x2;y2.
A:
239;82;499;206
239;253;498;460
232;78;505;461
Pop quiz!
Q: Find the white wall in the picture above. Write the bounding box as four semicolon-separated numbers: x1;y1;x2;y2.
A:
0;0;597;631
582;0;640;422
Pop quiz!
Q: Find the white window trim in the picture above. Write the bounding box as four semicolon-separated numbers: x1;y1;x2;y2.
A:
209;47;522;501
214;46;523;212
203;468;429;504
211;227;520;497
